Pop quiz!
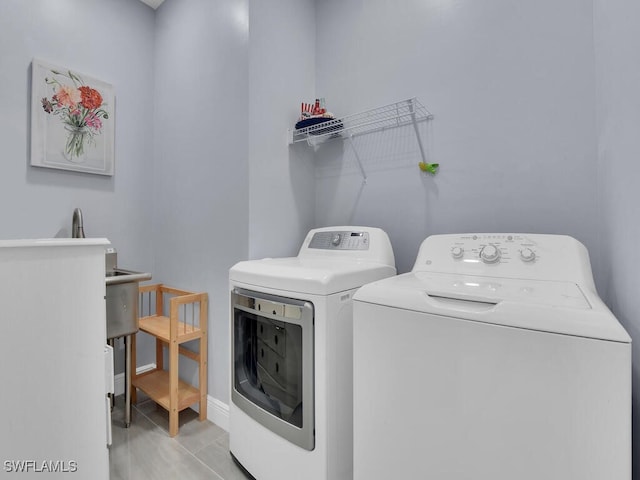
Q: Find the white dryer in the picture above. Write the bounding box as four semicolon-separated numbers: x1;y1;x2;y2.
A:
229;226;395;480
353;233;631;480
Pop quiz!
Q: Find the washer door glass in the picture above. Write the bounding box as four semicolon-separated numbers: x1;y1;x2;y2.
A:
235;310;304;427
232;289;315;451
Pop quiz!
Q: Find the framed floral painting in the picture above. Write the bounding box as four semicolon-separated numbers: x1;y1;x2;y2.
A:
30;59;115;176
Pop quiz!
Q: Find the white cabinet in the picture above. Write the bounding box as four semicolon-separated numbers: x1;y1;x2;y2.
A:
0;239;110;479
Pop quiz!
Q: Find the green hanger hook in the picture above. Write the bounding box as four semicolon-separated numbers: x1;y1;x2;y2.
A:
418;162;439;175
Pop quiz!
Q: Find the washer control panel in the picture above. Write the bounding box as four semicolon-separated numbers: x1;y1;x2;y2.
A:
445;234;538;265
413;233;593;284
308;230;370;250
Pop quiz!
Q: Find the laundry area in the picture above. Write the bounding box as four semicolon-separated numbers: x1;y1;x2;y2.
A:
0;0;638;479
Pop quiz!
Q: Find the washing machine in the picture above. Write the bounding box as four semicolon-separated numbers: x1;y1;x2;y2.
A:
353;233;631;480
229;226;396;480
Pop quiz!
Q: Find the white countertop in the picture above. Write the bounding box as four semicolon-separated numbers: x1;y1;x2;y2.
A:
0;238;110;248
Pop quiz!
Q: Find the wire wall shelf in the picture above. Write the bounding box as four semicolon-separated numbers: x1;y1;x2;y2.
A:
288;97;432;145
288;97;434;181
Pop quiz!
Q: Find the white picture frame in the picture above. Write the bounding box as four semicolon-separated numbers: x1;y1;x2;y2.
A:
30;58;115;176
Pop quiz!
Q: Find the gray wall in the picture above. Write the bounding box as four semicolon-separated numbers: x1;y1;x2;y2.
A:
151;0;317;406
594;0;640;472
248;0;316;260
0;0;156;373
314;0;600;277
152;0;250;403
0;0;155;268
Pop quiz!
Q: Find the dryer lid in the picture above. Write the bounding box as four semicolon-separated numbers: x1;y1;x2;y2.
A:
230;257;396;295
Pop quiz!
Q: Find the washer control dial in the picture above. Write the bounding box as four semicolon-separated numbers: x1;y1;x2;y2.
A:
520;247;536;262
331;233;342;246
480;244;501;264
451;246;464;259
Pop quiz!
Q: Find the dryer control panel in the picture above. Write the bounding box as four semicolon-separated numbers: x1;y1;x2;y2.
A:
412;233;595;286
308;230;370;250
298;226;396;268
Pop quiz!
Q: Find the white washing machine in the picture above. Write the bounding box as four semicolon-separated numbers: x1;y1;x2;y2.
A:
353;233;631;480
229;226;396;480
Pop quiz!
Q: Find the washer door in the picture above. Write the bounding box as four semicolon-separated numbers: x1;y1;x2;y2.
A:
232;288;315;451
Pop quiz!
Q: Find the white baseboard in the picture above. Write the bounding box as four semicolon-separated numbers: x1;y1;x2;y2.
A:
207;395;229;432
115;364;230;432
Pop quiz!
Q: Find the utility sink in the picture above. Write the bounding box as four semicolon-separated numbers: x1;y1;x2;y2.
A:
103;249;152;428
105;262;151;340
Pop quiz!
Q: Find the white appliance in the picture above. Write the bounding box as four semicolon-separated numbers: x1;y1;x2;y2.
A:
229;226;396;480
0;239;112;479
353;233;631;480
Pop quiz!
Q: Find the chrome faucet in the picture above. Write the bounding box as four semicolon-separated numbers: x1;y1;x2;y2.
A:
72;208;86;238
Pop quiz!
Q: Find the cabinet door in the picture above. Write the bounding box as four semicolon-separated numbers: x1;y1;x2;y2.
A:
0;241;109;479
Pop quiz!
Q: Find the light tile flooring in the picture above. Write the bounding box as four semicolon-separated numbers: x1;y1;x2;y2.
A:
109;395;248;480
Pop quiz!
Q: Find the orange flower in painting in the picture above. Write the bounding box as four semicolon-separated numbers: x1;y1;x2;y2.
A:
79;86;103;110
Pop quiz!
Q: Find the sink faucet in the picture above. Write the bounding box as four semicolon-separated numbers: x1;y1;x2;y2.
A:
72;208;85;238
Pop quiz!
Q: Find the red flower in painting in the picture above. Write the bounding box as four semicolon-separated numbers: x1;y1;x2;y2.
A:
79;86;103;110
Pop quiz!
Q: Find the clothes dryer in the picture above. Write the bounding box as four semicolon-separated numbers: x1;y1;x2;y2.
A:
353;233;631;480
229;226;395;480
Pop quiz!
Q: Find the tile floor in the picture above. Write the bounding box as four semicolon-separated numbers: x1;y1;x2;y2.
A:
109;395;248;480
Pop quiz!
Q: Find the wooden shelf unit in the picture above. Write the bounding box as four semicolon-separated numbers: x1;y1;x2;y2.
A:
131;284;208;437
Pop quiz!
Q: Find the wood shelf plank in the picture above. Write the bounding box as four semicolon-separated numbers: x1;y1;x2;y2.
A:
132;369;200;412
139;315;202;343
